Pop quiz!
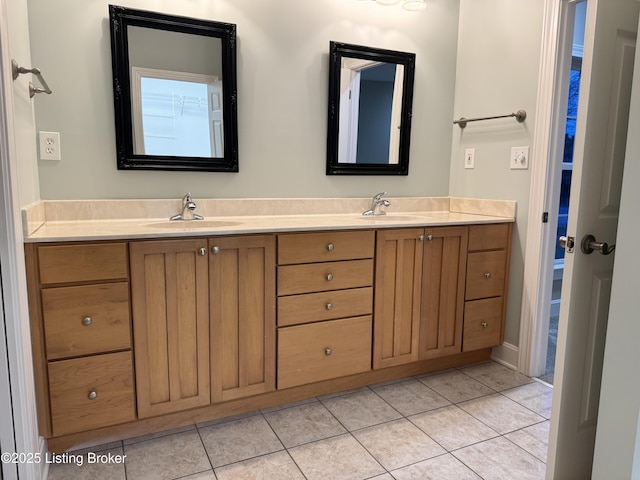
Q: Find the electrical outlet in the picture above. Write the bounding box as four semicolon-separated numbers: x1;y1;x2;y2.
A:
39;131;61;161
510;146;529;170
464;148;475;169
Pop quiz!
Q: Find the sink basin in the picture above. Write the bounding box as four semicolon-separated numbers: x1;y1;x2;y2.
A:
146;220;242;229
359;215;428;222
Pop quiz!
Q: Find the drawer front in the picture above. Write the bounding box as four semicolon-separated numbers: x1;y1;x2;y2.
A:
468;223;510;251
42;283;131;360
277;259;374;296
465;250;507;300
38;243;128;284
278;316;372;389
278;231;375;265
48;351;135;436
278;287;373;326
463;297;503;351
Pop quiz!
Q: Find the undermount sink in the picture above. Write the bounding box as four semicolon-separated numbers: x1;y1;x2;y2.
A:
146;220;242;229
359;215;428;222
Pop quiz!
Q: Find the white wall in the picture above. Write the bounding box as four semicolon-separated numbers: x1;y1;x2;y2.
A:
7;0;39;206
449;0;543;345
591;11;640;478
26;0;459;200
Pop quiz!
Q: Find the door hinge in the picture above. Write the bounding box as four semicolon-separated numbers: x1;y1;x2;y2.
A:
542;212;548;223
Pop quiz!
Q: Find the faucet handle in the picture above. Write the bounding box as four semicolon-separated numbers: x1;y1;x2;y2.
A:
373;191;387;201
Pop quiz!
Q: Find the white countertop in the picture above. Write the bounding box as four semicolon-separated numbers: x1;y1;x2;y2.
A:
22;197;516;243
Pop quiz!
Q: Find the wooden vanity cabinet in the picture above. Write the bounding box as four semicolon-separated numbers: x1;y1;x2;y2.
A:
419;226;469;359
373;226;469;368
130;235;277;417
462;224;512;351
209;235;276;402
25;242;135;437
276;231;375;389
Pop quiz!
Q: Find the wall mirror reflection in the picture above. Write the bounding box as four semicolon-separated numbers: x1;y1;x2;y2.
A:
326;42;415;175
109;5;238;171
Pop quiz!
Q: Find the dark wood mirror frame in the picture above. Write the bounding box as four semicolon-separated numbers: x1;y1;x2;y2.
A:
109;5;239;172
326;42;416;176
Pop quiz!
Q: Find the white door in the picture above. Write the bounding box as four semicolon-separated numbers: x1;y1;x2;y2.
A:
207;80;224;157
547;0;639;478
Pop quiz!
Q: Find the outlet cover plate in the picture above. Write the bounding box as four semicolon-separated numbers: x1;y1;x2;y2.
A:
39;131;61;161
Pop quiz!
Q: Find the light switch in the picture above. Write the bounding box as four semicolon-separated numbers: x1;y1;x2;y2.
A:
465;148;475;169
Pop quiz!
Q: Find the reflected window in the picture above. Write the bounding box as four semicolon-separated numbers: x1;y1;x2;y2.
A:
131;68;223;158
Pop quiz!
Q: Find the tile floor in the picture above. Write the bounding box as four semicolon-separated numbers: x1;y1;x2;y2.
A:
48;361;552;480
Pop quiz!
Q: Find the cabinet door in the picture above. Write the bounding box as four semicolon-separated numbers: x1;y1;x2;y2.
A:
130;239;210;418
210;235;276;402
420;226;468;359
373;228;424;369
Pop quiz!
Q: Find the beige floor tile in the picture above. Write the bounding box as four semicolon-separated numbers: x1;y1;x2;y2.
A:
214;451;304;480
461;361;533;391
453;436;546;480
505;421;550;463
317;385;369;400
289;434;385;480
503;381;554;419
459;393;545;434
47;446;126;480
199;415;283;468
264;401;346;447
372;379;450;416
409;405;499;450
124;431;210;480
419;369;495;403
321;389;401;431
391;453;482;480
353;419;445;470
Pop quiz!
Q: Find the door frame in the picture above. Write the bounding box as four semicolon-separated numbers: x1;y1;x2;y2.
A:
519;0;580;377
0;0;46;477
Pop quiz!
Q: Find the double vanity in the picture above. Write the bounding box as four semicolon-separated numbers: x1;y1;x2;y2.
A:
22;196;514;452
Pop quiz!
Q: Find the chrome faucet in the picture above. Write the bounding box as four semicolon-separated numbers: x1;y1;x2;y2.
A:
170;193;204;221
363;192;391;216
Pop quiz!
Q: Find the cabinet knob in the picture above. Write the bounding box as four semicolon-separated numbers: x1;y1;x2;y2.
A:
326;303;333;310
212;246;220;254
484;272;492;279
88;391;97;400
427;234;434;241
326;274;334;281
327;243;335;252
324;348;333;356
198;247;207;256
82;316;92;326
418;235;425;241
481;322;488;328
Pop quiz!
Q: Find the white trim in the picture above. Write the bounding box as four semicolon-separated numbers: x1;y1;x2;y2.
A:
491;342;519;371
518;0;576;377
0;0;46;477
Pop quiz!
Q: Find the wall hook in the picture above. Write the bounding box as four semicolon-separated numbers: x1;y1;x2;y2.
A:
11;59;52;98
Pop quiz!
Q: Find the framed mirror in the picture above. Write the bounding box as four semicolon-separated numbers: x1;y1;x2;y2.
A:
109;5;238;172
326;42;416;175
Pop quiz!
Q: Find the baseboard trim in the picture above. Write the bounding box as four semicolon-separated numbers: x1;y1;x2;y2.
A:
491;342;519;370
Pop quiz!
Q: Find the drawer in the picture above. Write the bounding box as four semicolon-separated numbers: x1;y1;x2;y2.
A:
463;297;504;351
468;223;510;251
48;351;135;436
42;283;131;360
278;231;375;265
278;287;373;326
278;316;372;389
465;250;507;300
277;259;374;296
38;243;128;284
